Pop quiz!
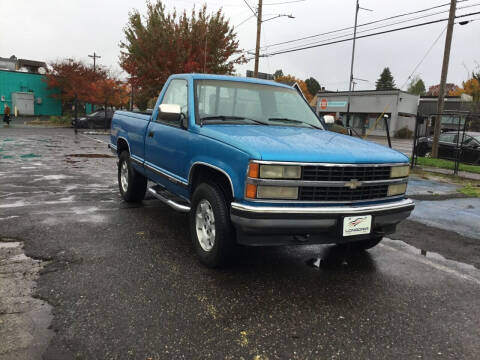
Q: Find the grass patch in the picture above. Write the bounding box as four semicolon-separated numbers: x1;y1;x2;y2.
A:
458;184;480;197
28;115;72;127
415;156;480;175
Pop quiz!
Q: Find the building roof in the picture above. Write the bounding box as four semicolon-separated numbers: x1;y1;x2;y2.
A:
316;89;413;97
18;59;46;68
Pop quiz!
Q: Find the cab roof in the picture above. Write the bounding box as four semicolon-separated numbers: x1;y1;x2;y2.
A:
170;73;293;89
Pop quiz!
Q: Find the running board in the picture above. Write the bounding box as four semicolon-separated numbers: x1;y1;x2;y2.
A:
148;186;191;213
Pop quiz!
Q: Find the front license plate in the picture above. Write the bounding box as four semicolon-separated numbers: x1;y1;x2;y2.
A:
343;215;372;237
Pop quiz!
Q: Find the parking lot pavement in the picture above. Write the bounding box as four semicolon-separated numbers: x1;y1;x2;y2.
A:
1;128;480;359
364;136;413;156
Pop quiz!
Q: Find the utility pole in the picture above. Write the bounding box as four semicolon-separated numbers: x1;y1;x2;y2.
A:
345;0;359;129
432;0;456;158
88;52;101;113
204;24;209;73
254;0;263;78
88;52;101;72
345;1;371;128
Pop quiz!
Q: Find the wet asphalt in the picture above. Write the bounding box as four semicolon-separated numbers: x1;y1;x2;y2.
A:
1;128;480;359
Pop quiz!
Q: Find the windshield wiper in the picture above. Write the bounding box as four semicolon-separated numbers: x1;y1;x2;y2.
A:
200;115;268;126
268;117;322;129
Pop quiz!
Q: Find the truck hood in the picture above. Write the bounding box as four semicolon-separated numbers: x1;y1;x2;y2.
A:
200;125;408;163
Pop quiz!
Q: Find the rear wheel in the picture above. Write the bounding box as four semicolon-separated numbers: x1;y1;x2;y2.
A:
118;151;147;202
190;183;236;268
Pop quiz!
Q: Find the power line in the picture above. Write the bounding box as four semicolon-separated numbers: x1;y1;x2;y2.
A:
242;0;257;16
262;4;480;54
400;26;448;89
235;14;256;27
246;10;480;59
245;0;471;53
263;0;306;5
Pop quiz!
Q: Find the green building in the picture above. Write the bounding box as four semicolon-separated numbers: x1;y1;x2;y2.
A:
0;69;62;116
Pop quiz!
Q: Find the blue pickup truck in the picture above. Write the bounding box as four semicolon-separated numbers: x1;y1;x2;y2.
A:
109;74;414;267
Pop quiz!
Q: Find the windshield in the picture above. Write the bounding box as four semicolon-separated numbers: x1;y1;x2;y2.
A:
195;80;323;129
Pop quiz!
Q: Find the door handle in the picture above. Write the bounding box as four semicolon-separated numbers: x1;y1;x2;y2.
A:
148;131;154;138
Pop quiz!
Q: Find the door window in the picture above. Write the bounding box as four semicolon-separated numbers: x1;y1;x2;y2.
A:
158;79;188;124
439;133;457;143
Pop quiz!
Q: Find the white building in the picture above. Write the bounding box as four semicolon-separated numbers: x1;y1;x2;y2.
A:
315;90;419;137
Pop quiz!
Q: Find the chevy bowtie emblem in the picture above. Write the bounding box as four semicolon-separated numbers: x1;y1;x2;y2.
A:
345;179;363;189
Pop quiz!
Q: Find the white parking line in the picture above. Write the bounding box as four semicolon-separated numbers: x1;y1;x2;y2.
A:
81;134;109;145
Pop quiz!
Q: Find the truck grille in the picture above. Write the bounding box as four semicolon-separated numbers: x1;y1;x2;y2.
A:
302;165;391;182
299;185;389;202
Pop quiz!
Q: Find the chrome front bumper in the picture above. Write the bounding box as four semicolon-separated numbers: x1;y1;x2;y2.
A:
230;198;415;246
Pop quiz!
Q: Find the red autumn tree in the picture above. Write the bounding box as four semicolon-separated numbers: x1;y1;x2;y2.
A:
426;83;459;97
89;78;130;110
43;60;106;105
275;75;314;102
119;1;246;109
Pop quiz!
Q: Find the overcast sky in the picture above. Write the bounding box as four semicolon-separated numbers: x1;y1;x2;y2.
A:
1;0;479;91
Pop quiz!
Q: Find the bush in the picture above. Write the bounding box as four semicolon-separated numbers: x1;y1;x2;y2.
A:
395;127;413;139
49;115;72;125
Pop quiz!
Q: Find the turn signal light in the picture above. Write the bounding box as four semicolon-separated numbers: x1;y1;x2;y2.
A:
248;163;259;178
245;184;257;199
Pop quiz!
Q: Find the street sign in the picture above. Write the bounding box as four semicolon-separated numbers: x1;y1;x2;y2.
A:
246;70;274;80
320;98;328;110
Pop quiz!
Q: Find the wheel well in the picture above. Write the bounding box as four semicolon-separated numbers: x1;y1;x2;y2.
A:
117;138;129;155
190;165;233;201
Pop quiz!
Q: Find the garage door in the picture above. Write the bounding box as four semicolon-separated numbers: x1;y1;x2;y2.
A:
12;92;34;116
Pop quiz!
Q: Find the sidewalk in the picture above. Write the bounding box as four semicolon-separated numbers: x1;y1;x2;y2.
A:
416;165;480;181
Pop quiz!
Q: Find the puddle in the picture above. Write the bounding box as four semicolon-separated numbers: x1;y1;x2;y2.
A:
65;154;114;158
412;198;480;239
304;238;480;282
382;238;480;282
33;174;71;181
306;245;373;270
21;153;41;158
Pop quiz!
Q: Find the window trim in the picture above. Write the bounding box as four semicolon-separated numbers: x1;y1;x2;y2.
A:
193;79;324;129
156;78;189;128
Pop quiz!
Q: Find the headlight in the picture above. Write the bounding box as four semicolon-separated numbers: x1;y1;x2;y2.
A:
259;165;301;179
390;165;409;178
256;186;298;199
387;183;407;196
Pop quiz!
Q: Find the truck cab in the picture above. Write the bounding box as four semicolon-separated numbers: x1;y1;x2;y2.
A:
110;74;414;267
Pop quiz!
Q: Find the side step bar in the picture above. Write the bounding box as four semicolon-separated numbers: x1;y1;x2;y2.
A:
148;186;191;213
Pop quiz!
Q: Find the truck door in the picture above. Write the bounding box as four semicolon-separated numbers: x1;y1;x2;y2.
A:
144;79;192;192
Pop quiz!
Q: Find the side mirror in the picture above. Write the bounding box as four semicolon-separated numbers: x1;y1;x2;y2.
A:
158;104;181;122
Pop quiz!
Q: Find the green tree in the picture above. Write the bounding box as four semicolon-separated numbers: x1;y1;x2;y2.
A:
120;1;245;109
305;77;321;95
273;69;284;79
375;67;396;90
407;76;426;96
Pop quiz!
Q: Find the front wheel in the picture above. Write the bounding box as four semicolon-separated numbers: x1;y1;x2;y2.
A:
118;151;147;202
189;183;236;268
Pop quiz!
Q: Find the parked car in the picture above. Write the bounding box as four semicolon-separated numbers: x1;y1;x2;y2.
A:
417;131;480;164
109;74;414;267
72;109;114;129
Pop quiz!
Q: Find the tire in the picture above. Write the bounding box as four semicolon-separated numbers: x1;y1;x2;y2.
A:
338;236;383;252
190;182;236;268
118;151;147;202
